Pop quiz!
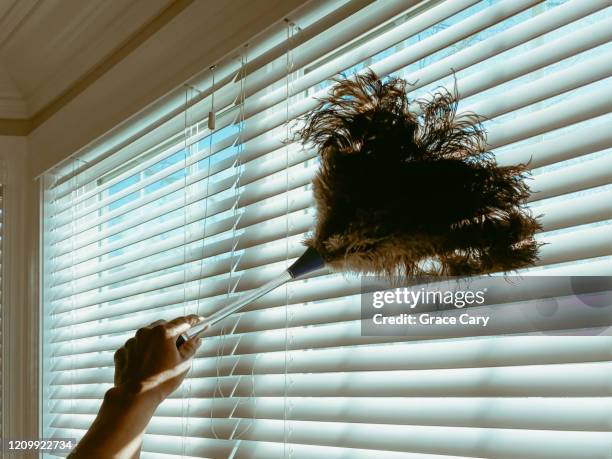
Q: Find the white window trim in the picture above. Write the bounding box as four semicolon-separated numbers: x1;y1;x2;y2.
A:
0;146;40;448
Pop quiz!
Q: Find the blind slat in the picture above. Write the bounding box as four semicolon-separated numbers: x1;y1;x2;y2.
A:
49;332;612;373
496;118;611;168
50;397;612;432
46;429;488;459
49;415;612;458
48;362;612;399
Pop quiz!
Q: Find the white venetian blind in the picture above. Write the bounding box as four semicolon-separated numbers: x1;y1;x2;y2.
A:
41;0;612;458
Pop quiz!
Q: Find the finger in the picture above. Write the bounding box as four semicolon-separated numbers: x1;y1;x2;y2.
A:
113;347;125;367
113;348;126;385
178;336;202;359
135;326;150;342
125;337;137;355
165;315;204;338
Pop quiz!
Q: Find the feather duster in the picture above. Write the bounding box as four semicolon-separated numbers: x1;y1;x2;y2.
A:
178;70;542;344
297;69;541;277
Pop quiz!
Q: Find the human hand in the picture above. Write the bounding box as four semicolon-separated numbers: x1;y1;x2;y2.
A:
113;315;205;405
69;316;205;458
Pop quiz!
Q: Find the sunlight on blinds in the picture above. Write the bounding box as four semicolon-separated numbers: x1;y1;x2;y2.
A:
42;1;612;458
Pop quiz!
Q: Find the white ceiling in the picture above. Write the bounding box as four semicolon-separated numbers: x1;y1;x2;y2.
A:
0;0;173;119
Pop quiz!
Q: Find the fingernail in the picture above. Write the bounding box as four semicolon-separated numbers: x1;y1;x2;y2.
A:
197;315;205;323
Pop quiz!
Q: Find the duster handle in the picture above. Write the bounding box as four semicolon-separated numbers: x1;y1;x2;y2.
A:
177;248;325;347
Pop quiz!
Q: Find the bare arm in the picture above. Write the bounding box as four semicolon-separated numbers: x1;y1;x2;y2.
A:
68;315;204;459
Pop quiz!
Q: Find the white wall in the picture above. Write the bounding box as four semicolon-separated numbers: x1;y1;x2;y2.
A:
0;136;39;453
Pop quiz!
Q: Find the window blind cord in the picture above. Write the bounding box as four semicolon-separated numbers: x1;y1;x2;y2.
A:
47;173;60;440
233;45;259;442
181;82;206;457
180;84;190;458
283;20;290;458
282;19;298;459
68;158;79;440
181;80;207;457
210;150;226;436
209;60;232;441
64;155;86;443
212;45;258;443
195;66;215;343
223;53;244;395
179;66;218;451
179;79;211;455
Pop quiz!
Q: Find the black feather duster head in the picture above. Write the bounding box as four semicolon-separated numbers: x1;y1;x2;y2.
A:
298;70;541;277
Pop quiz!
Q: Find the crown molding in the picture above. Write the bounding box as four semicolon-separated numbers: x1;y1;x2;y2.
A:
0;117;30;136
0;96;28;118
0;0;181;135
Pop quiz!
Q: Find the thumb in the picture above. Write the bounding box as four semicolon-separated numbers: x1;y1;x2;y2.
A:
178;336;202;359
